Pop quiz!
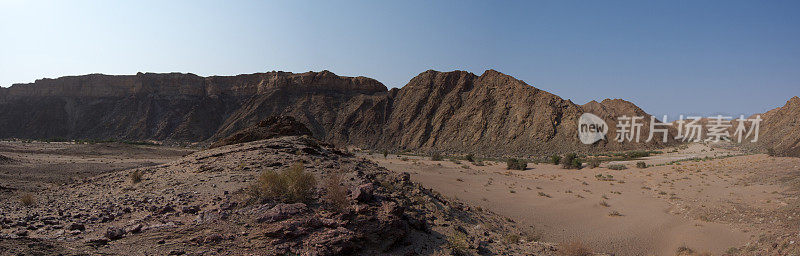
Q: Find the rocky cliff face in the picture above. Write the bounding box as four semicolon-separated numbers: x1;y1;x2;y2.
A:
0;71;385;142
0;69;674;156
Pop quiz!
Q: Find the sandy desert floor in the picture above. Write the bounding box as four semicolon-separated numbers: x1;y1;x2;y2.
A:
364;144;800;255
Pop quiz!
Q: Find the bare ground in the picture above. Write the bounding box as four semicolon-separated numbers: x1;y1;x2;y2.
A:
0;138;565;255
365;143;800;255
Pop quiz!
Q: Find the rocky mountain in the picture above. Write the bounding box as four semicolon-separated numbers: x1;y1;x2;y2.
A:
755;96;800;156
0;70;676;156
376;70;676;156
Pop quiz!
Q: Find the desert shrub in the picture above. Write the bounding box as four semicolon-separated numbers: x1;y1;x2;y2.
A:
431;152;443;161
549;155;561;165
725;247;741;255
20;194;35;207
767;147;776;156
284;163;317;203
571;158;582;169
626;150;651;159
324;173;349;212
587;158;601;168
561;153;581;169
607;164;627;170
464;154;475;162
251;162;317;204
506;158;527;170
524;231;541;242
559;242;592;256
446;232;469;256
130;170;144;184
382;150;388;158
676;246;694;255
636;161;648;168
502;233;521;244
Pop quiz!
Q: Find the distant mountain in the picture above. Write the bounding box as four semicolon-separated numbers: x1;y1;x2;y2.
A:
0;70;675;156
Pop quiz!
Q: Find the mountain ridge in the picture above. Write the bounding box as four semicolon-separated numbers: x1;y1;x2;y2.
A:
0;69;676;156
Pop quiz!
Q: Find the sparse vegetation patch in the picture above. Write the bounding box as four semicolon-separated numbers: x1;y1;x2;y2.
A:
506;158;527;170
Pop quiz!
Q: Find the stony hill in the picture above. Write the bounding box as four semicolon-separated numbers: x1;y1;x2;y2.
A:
755;96;800;157
0;70;676;156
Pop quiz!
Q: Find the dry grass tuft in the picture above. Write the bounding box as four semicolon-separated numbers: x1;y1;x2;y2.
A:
130;170;144;184
250;162;317;204
324;172;349;212
19;193;35;207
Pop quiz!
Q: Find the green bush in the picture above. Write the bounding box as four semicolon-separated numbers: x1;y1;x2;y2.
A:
382;150;388;158
549;155;561;165
506;158;527;170
431;152;443;161
251;162;317;204
636;161;648;168
561;153;582;169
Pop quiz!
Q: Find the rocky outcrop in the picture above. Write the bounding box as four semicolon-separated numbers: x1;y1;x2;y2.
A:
209;116;312;148
0;69;675;156
375;70;676;156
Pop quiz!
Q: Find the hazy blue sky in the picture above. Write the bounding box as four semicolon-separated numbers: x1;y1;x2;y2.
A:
1;0;798;118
